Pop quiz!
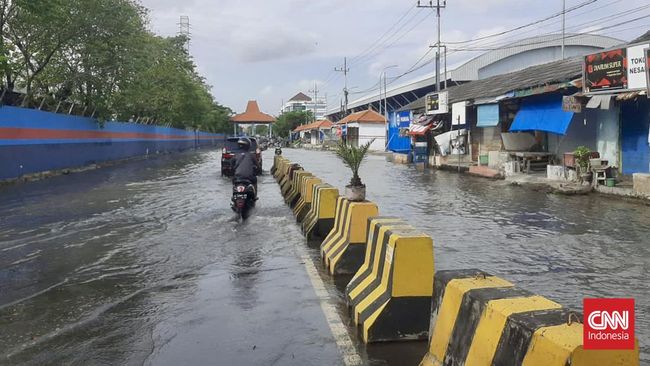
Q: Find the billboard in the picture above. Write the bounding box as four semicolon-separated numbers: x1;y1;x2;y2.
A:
584;49;627;92
627;44;649;90
425;91;448;115
451;101;467;125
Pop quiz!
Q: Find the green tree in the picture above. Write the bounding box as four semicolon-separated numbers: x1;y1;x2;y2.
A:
2;0;232;132
274;110;313;137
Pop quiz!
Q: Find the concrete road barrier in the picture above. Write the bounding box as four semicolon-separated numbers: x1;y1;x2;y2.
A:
346;218;412;308
420;269;639;366
293;177;322;222
349;227;434;343
320;198;379;275
276;160;293;185
302;184;339;241
285;171;312;207
280;164;302;198
273;157;288;181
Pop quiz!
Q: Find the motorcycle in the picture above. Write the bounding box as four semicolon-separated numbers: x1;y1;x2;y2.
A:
231;179;256;220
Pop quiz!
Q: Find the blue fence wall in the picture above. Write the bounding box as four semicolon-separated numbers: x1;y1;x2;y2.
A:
0;106;225;180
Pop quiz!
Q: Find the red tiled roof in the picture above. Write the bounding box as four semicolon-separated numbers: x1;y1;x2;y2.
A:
336;109;386;125
289;92;312;102
293;119;334;132
231;100;275;124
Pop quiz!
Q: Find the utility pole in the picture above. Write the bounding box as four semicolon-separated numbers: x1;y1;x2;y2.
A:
562;0;566;60
334;57;349;114
418;0;446;92
178;15;191;53
309;82;319;121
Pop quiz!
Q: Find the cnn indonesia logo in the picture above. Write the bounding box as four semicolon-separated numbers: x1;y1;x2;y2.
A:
583;298;635;350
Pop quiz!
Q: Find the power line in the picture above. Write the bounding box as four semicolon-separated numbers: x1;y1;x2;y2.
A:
446;0;626;52
349;3;418;63
444;0;599;45
449;11;650;52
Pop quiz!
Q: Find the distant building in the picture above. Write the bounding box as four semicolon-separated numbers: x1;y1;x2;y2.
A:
282;92;327;120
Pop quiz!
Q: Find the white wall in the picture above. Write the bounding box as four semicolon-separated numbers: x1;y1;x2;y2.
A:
359;123;386;151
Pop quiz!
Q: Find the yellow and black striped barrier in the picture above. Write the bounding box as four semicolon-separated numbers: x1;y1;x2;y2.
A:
348;226;434;343
273;157;288;181
302;184;339;241
420;269;639;366
346;217;411;307
280;164;302;198
285;170;312;207
277;160;293;186
320;198;379;275
293;177;322;222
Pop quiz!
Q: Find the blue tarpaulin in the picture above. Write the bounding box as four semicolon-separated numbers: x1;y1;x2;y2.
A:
477;104;499;127
509;95;574;135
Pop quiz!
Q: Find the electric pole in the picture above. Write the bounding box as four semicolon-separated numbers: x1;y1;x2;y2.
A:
334;57;350;114
309;82;319;122
562;0;566;60
418;1;446;92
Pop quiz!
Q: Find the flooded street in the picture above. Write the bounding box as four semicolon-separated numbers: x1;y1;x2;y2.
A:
1;148;649;365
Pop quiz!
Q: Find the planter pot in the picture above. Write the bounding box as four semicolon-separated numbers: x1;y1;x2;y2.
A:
345;184;366;201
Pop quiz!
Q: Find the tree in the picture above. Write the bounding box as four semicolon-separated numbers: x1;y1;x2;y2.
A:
274;110;313;137
1;0;232;131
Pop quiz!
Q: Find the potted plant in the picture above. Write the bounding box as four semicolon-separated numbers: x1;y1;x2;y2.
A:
335;139;374;201
574;146;592;183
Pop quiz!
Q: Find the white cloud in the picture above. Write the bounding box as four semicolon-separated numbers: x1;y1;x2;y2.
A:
260;85;273;95
137;0;640;111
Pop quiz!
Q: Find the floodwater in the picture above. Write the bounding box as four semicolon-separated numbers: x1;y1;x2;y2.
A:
0;148;648;365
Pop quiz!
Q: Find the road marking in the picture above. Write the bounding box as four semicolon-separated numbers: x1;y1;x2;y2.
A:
297;246;364;366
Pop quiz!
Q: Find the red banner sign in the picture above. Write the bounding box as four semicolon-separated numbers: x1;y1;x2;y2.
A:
584;49;628;92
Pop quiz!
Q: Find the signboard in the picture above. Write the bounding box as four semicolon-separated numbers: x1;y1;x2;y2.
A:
451;101;467;125
562;96;583;113
397;111;411;128
425;91;448;115
647;48;650;94
584;49;627;92
627;44;649;90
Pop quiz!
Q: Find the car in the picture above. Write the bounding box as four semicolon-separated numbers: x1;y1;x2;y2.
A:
221;137;263;176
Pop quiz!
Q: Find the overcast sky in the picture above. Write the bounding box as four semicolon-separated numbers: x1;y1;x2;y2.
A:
138;0;646;114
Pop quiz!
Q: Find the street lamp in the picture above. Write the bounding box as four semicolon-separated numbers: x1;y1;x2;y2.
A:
379;65;398;118
380;65;398;151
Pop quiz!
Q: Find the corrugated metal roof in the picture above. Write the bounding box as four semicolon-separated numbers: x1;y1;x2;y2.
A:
397;56;583;111
631;30;650;44
332;33;622;114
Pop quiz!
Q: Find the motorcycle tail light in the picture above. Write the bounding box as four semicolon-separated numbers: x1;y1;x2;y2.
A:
236;186;245;192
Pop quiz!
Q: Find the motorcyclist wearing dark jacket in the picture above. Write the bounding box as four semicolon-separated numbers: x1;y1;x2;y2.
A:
233;138;259;195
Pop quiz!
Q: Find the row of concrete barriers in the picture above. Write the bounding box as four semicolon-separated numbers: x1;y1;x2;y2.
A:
271;155;639;366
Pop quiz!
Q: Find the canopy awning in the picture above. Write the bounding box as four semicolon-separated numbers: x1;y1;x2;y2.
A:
408;124;433;136
586;95;613;109
509;95;574;135
476;104;499;127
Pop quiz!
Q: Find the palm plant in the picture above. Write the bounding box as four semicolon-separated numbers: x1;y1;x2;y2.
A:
335;139;374;187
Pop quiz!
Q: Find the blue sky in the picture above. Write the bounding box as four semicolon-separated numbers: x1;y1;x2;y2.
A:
139;0;648;114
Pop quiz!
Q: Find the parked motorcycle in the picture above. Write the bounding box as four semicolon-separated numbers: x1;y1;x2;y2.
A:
231;179;256;220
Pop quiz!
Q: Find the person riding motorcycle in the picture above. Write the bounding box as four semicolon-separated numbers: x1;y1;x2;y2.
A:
233;137;259;197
